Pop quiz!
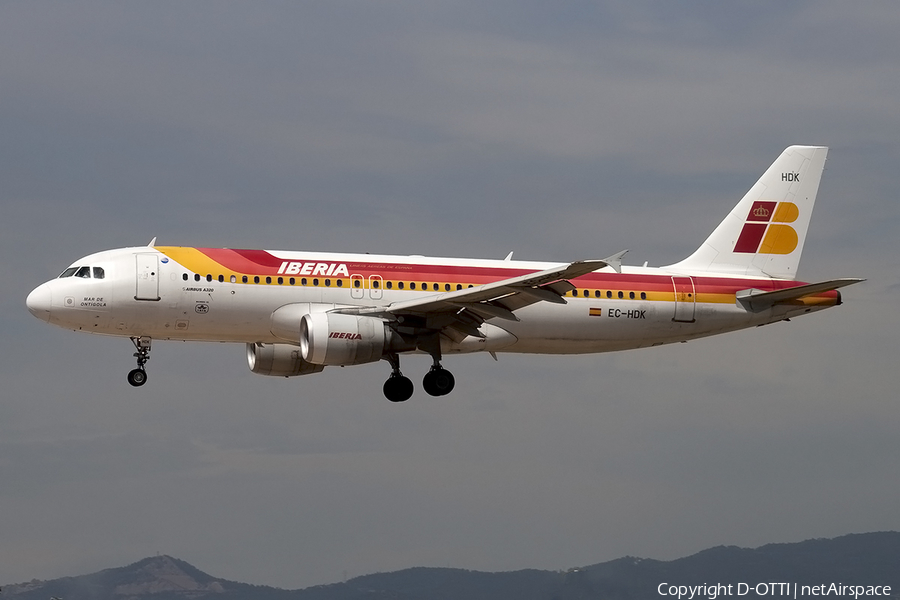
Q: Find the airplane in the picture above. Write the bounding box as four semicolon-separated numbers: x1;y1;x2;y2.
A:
26;146;862;402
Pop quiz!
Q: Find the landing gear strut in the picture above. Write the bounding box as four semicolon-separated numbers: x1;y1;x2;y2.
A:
382;353;414;402
127;336;151;387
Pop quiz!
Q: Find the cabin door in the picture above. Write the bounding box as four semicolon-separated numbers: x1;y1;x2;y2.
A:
671;276;696;323
135;253;160;301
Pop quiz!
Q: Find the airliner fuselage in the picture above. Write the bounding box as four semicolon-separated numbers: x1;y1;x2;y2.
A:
27;247;840;351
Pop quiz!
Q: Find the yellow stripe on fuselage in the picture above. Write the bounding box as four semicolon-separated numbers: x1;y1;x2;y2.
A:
158;247;236;278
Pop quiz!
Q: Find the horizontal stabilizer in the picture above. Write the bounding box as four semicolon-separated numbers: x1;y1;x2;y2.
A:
737;278;864;311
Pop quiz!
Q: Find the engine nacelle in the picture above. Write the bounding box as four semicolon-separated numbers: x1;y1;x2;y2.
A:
300;312;388;366
246;343;325;377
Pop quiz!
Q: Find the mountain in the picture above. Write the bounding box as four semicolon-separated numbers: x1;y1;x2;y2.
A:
2;532;898;600
0;555;292;600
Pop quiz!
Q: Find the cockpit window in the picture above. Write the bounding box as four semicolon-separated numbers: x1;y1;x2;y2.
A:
59;265;104;279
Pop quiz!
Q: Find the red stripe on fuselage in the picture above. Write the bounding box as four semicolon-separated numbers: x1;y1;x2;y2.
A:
186;248;832;299
196;248;284;271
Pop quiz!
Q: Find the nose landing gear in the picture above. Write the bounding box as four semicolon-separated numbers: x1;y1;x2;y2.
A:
127;336;151;387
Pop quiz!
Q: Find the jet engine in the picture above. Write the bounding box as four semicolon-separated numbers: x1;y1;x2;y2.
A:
246;343;325;377
300;312;390;366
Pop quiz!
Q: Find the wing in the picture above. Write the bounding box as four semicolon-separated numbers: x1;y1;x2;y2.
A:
338;259;609;340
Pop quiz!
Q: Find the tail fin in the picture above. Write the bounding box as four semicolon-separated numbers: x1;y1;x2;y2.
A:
667;145;828;280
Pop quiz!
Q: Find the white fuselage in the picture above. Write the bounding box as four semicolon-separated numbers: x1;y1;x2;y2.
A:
27;245;838;357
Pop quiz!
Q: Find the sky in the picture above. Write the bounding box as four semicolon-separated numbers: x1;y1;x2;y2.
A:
1;0;899;590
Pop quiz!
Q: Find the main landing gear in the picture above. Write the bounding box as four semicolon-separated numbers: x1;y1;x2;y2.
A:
127;336;151;387
383;353;413;402
423;362;455;397
382;353;455;402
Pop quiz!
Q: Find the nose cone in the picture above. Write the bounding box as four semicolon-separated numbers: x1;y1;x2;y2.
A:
26;283;52;322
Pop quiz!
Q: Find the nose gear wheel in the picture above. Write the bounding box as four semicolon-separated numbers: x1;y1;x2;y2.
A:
127;368;147;386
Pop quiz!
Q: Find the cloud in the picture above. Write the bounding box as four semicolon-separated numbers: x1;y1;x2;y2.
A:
2;0;899;590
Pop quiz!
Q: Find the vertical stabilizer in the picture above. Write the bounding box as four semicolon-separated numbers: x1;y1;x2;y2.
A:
667;146;828;280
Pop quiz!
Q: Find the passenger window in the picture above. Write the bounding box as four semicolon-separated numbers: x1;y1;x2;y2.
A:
75;266;91;278
183;273;188;281
411;282;417;290
325;279;331;287
457;284;462;290
398;282;405;290
445;284;451;291
93;267;105;279
629;292;635;299
386;281;393;289
277;277;283;284
194;274;201;282
337;279;343;287
218;275;224;283
230;275;237;283
583;290;590;298
641;292;647;300
313;278;319;286
595;290;601;298
289;277;295;285
266;276;272;284
354;279;361;288
372;280;380;289
606;291;612;298
207;274;213;282
254;276;260;284
618;291;624;299
433;283;439;291
242;275;248;283
301;278;307;286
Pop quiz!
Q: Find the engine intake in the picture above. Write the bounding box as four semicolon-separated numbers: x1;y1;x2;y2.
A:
246;343;325;377
300;312;388;366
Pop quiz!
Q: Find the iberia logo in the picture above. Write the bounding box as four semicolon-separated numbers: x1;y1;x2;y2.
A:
734;201;800;254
